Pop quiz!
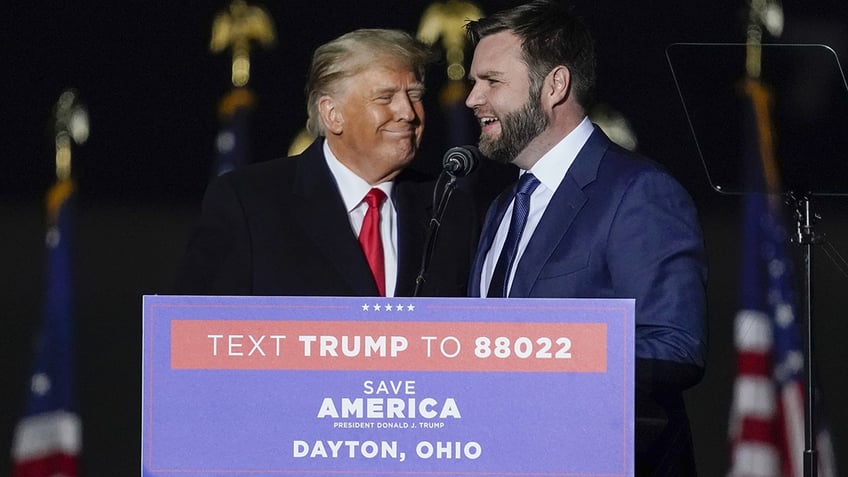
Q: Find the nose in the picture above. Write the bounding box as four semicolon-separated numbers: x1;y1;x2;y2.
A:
465;82;483;110
396;95;417;122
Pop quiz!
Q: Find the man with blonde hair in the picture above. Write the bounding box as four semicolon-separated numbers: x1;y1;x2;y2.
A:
176;28;478;297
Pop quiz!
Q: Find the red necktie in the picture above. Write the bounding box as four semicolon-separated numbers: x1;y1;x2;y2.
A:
359;188;387;296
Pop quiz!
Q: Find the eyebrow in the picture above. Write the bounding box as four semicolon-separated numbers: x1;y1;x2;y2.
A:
468;70;503;81
371;82;426;95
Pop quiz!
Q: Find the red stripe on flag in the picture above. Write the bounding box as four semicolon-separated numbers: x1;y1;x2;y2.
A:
13;452;78;477
736;351;770;376
738;416;777;444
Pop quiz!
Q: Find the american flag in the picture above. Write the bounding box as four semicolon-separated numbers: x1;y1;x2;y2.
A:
213;87;255;177
727;77;836;477
728;190;806;477
11;178;81;477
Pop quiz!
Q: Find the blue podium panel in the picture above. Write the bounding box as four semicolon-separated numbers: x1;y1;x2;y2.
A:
142;295;634;477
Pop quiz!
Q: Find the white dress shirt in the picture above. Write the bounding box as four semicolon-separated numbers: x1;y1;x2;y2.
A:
323;141;398;297
481;117;595;297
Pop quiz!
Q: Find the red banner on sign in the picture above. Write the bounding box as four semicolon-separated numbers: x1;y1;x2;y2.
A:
170;320;607;372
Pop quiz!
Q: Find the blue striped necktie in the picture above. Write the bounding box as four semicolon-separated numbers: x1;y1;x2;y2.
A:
487;173;540;297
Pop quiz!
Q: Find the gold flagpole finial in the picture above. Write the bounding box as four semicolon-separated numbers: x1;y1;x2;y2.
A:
210;0;277;87
417;0;483;82
746;0;784;78
52;89;89;182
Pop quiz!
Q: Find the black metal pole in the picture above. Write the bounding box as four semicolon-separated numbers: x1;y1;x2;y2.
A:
413;175;457;297
796;195;817;477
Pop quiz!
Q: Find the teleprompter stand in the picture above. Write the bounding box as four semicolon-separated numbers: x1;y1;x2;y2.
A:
667;42;848;477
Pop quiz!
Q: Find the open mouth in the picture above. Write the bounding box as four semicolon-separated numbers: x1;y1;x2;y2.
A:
478;116;500;133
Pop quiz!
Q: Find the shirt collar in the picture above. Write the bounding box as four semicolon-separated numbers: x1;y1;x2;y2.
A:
526;116;594;191
323;139;394;212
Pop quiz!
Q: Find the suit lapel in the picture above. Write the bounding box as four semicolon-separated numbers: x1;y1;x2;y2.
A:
393;178;430;296
292;142;380;296
468;187;513;296
509;128;610;297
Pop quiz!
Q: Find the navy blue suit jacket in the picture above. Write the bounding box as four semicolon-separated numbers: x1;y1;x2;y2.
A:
469;127;707;475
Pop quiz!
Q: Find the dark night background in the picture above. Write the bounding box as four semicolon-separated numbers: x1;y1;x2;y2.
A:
3;1;848;475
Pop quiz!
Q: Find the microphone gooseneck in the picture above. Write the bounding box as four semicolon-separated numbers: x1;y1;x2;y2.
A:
414;145;481;296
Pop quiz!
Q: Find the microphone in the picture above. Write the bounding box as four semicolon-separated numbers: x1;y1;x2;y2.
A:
442;145;480;177
414;145;479;296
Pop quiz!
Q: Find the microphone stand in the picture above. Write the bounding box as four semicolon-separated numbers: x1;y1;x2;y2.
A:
413;172;458;296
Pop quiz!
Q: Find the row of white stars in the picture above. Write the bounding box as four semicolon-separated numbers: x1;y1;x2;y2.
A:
361;303;416;312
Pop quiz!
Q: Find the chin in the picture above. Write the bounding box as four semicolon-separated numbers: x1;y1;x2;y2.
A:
375;151;415;173
479;142;511;165
478;138;496;157
392;142;418;160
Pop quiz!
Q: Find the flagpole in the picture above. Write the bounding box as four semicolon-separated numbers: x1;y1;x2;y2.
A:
12;89;87;477
741;2;820;476
749;0;821;469
210;0;276;89
746;0;819;472
52;89;89;182
209;0;276;175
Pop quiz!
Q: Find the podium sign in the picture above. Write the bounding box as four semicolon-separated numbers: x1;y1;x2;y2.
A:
142;296;634;476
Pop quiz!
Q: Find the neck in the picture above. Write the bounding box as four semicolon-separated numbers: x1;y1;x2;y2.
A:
326;140;401;185
512;114;585;170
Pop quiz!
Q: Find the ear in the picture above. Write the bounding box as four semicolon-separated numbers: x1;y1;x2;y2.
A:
318;95;344;135
543;66;570;108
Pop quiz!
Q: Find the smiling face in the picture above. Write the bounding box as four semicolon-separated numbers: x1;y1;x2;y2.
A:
466;31;547;165
321;61;425;184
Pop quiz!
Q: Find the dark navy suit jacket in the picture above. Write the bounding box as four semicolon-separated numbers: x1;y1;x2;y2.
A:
469;127;707;475
175;140;480;297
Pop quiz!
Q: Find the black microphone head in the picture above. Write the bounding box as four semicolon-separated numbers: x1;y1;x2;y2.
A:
442;145;479;177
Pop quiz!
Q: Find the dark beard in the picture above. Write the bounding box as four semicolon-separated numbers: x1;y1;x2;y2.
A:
478;97;547;164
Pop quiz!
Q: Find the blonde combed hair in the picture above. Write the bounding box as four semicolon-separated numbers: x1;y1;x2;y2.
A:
305;29;434;137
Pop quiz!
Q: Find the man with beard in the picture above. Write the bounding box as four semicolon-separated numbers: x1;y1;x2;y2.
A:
464;1;707;475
